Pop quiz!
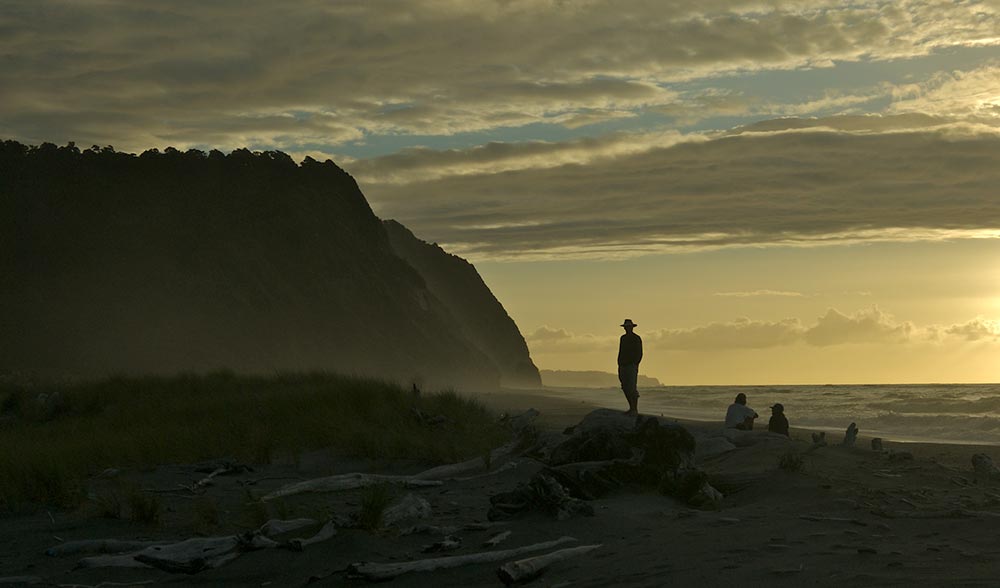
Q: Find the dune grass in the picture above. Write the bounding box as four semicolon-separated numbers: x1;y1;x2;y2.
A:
0;372;507;512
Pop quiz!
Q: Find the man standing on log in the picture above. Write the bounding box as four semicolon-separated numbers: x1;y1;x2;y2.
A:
618;319;642;416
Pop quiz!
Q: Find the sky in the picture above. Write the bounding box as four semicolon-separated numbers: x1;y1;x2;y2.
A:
2;0;999;384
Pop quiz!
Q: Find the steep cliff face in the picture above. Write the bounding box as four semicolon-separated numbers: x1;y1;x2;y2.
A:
384;221;541;388
0;141;535;390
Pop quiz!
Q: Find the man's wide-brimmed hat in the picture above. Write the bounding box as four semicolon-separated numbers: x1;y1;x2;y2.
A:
621;319;637;328
770;403;784;412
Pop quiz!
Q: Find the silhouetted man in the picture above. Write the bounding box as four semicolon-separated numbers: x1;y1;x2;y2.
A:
618;318;642;416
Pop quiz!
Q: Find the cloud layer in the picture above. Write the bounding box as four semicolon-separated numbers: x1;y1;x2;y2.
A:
1;0;997;152
360;120;1000;259
527;308;1000;354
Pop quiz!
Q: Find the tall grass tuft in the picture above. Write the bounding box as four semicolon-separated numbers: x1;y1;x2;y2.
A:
778;451;805;472
127;487;162;526
358;483;395;531
0;372;507;511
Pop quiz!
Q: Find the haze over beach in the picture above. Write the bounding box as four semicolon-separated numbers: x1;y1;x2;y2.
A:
4;1;1000;586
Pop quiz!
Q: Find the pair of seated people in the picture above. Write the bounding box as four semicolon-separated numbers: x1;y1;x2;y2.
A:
724;392;788;436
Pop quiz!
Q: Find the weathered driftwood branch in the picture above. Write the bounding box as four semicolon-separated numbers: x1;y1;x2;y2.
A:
75;553;152;570
399;522;500;537
74;518;339;572
261;409;536;500
177;462;253;493
57;582;155;588
346;536;578;581
257;518;317;536
57;581;155;588
381;494;433;528
262;473;441;501
46;539;170;557
422;535;462;553
413;442;518;481
799;515;867;526
284;520;338;551
497;544;602;585
0;576;43;585
454;460;522;481
484;530;512;547
133;536;252;574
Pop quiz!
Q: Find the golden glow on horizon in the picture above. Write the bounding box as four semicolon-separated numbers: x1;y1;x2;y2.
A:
480;240;1000;385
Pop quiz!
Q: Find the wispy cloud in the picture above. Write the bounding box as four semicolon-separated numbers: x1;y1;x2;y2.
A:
526;308;1000;353
714;290;805;298
361;119;1000;260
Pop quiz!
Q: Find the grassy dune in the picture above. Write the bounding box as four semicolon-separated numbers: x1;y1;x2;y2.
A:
0;372;507;511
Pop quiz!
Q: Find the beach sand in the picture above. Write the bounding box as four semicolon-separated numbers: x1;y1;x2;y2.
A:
7;390;1000;587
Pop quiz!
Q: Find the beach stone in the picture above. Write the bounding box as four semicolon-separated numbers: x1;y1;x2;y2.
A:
871;438;883;451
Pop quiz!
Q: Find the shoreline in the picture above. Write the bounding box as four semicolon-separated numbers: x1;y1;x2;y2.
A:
481;387;1000;468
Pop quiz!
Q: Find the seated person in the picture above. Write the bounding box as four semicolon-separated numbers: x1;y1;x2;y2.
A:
725;392;758;430
768;403;789;436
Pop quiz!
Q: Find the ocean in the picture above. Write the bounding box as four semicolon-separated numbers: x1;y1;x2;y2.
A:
535;383;1000;445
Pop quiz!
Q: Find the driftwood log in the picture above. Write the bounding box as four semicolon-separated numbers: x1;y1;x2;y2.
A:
414;444;521;481
799;515;867;526
74;518;338;572
497;544;602;585
484;530;512;547
399;522;500;537
262;408;537;501
381;494;433;528
46;539;170;557
413;409;538;481
346;536;578;581
0;577;43;585
132;536;254;574
74;553;152;569
284;520;338;551
422;535;462;553
262;473;441;501
257;517;317;536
